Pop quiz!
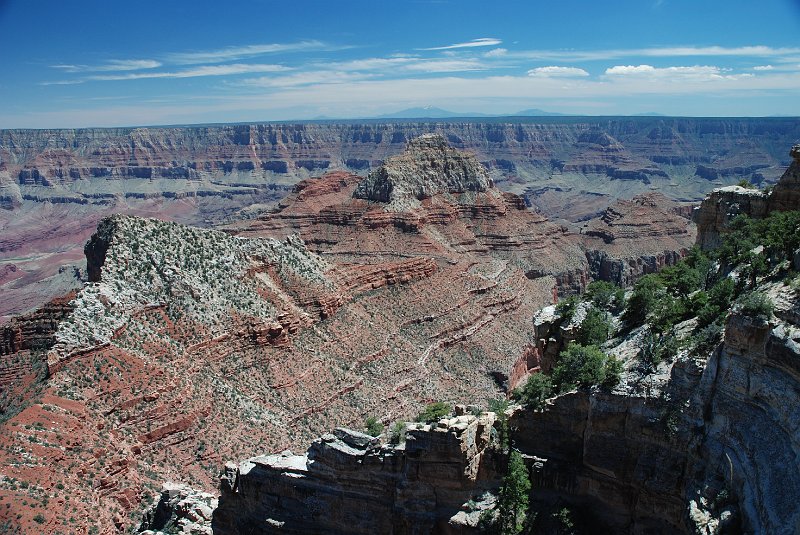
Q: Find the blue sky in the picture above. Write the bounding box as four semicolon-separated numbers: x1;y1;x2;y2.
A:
1;0;799;128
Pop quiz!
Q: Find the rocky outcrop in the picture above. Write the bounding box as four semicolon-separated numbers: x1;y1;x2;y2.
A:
581;193;695;286
767;144;800;212
211;278;800;534
213;413;499;534
353;134;491;209
694;144;800;250
693;186;769;250
139;483;217;535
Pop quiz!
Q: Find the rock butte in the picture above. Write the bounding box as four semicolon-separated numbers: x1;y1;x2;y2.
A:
2;118;797;320
0;135;701;532
14;133;800;535
159;144;800;534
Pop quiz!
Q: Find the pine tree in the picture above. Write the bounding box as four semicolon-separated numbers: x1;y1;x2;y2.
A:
496;449;531;534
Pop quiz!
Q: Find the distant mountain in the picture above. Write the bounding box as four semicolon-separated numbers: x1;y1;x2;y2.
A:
511;108;569;117
375;106;488;119
631;112;667;117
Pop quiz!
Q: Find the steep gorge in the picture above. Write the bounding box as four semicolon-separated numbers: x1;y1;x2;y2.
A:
1;117;794;321
159;145;800;534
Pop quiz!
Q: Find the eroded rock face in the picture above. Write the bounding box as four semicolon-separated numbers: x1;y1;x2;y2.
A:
768;144;800;212
139;482;217;535
212;285;800;534
693;185;769;250
0;136;691;533
694;144;800;250
213;414;499;534
582;192;695;286
353;134;491;209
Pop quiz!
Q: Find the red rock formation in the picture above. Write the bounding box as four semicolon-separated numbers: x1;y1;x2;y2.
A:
0;136;695;533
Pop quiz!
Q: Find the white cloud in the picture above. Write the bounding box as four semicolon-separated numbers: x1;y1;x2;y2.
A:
603;64;747;81
400;59;487;73
15;69;800;128
87;63;291;81
166;40;336;64
753;65;774;71
639;45;800;57
324;57;418;71
503;45;800;62
484;48;508;58
420;38;502;50
241;71;373;88
528;66;589;77
51;59;162;72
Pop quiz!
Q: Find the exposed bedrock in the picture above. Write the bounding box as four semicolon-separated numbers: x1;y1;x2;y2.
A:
2;118;796;208
213;414;499;535
205;288;800;534
694;144;800;250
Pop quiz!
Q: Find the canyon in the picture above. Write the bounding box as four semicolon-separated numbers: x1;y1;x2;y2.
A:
2;117;796;321
177;145;800;534
0;134;701;533
0;132;798;534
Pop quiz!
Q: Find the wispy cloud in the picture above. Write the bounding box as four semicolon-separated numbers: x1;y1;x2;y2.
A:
528;66;589;77
420;38;501;50
47;64;291;84
604;64;752;81
484;48;508;58
241;71;373;88
51;59;162;72
166;40;336;64
505;45;800;62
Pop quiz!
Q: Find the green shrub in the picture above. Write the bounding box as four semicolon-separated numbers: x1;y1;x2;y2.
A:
496;450;531;535
622;275;664;328
602;355;623;390
554;507;577;535
555;295;579;323
364;416;383;437
649;294;686;334
415;402;452;423
737;178;756;189
575;308;611;346
696;277;735;328
659;261;702;298
389;422;406;444
691;322;723;354
551;344;620;393
639;331;679;370
515;373;553;410
33;514;45;524
735;292;774;320
489;398;511;452
585;281;625;312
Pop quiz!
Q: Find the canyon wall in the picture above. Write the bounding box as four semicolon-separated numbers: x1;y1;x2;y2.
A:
2;118;794;320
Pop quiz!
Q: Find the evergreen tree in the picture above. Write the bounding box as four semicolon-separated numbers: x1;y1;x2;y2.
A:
496;450;531;535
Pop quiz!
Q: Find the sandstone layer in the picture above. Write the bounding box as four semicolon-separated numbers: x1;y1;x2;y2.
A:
203;263;800;534
694;144;800;249
1;117;794;320
0;135;696;533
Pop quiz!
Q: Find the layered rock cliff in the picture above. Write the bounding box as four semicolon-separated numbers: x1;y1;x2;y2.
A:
213;414;498;535
694;144;800;249
199;267;800;535
159;145;800;534
3;117;792;320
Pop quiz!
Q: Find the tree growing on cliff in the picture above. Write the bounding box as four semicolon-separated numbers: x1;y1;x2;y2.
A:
364;416;383;437
496;449;531;535
415;402;451;423
515;373;553;411
551;344;621;393
575;308;611;346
